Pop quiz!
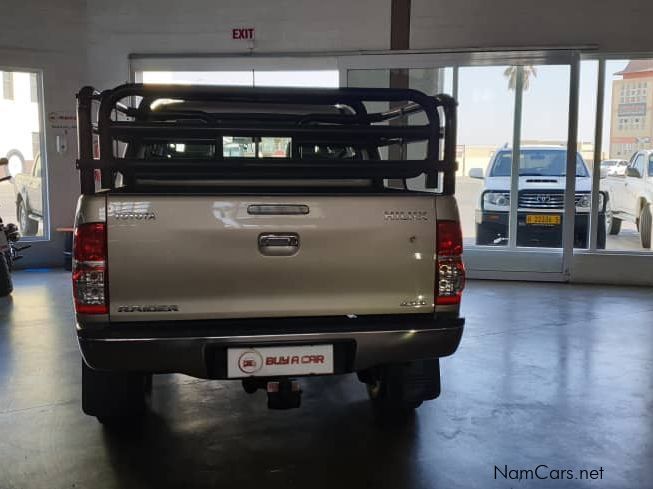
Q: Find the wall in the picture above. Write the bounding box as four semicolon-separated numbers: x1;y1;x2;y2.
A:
0;0;86;267
85;0;392;87
411;0;653;52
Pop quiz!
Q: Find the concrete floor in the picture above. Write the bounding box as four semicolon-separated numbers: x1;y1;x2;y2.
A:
0;270;652;488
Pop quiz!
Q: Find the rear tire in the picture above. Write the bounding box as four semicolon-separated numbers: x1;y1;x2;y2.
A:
364;359;440;417
17;200;38;236
0;254;13;297
476;223;499;245
82;361;148;424
639;204;652;249
606;201;622;235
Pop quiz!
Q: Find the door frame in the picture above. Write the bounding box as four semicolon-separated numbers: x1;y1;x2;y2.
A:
339;49;582;281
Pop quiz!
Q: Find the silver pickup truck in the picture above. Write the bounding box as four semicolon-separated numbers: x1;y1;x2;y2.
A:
602;149;653;248
73;84;465;424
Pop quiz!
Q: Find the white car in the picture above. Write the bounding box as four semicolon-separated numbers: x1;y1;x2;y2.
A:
469;146;607;248
601;159;628;176
601;150;653;248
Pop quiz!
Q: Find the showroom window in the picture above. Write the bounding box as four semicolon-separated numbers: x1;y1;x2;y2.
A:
578;57;653;252
0;69;47;238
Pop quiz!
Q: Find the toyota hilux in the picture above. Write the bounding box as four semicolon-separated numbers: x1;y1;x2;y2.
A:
73;84;465;424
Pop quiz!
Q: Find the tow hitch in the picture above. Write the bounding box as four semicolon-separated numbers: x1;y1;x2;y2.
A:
242;378;302;410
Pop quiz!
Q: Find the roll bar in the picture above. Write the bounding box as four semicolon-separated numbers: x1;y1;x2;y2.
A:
76;84;458;195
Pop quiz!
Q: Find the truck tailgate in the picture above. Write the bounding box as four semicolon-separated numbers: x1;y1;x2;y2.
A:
106;194;436;322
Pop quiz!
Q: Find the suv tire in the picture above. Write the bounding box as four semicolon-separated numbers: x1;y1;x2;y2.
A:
0;254;13;297
476;223;499;246
82;361;149;423
640;204;652;249
364;359;441;415
606;200;622;235
17;200;39;236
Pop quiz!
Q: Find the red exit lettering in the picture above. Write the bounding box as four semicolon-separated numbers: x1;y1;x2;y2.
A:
232;28;255;40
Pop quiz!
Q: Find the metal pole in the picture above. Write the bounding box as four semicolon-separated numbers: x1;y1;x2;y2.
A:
562;55;580;277
508;67;524;248
76;86;95;195
589;59;605;250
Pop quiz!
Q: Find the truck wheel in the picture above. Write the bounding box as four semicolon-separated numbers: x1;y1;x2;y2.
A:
639;205;652;249
476;223;498;245
82;361;148;425
365;359;441;415
0;254;13;297
17;200;39;236
596;216;607;249
606;202;622;235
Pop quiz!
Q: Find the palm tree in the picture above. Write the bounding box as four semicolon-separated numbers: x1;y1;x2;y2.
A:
504;65;538;91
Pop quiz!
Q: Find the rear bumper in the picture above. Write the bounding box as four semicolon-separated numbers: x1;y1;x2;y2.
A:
77;314;464;379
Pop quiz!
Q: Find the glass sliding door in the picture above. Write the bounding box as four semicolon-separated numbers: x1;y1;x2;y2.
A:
517;64;571;250
458;65;516;248
341;51;578;279
599;58;653;252
569;54;653;285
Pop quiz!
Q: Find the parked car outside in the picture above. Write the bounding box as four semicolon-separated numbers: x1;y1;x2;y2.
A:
601;149;653;248
601;159;629;176
469;146;607;248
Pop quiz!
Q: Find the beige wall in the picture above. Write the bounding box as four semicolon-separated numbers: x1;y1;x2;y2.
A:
411;0;653;52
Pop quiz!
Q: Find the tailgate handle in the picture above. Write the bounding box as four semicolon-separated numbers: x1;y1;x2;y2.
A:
258;233;300;256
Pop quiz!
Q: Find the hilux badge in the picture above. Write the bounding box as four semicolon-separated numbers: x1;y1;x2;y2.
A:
384;210;428;222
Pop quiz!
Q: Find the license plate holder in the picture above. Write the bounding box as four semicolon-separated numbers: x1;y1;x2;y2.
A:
526;214;561;226
227;344;334;378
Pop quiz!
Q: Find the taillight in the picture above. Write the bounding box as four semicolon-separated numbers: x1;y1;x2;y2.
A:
436;220;465;306
73;222;108;314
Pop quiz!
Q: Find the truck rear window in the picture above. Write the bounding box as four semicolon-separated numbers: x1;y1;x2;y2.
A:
143;139;362;161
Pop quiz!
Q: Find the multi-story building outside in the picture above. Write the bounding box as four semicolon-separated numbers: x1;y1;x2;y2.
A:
610;60;653;159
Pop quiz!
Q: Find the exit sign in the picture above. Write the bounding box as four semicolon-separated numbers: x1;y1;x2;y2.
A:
232;28;255;40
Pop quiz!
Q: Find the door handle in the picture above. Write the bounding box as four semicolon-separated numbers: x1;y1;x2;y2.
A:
258;233;300;256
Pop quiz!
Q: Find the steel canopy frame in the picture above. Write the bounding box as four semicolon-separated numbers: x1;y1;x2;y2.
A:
76;84;457;195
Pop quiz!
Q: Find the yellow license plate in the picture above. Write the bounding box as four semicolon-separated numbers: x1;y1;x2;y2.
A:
526;214;561;225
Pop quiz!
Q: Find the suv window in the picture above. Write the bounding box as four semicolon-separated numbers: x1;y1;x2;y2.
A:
490;150;588;177
631;153;645;178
